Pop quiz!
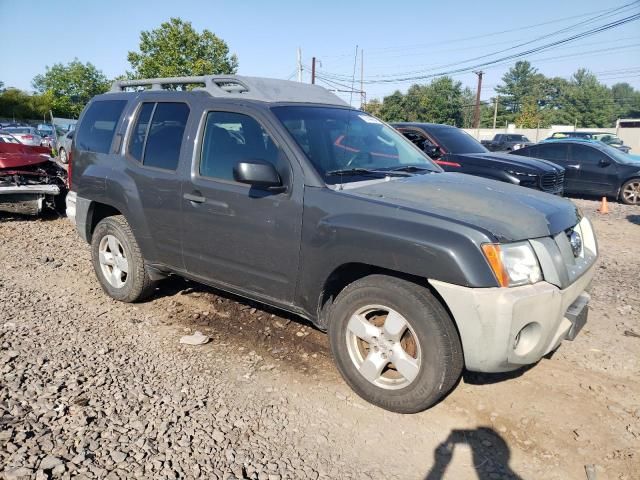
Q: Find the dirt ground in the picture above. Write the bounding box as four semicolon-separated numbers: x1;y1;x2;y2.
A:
1;197;639;479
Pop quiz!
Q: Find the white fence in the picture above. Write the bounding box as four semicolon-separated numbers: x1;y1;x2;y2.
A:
463;125;640;153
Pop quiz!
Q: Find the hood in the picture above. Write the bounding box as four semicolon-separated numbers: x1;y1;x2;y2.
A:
453;151;562;173
343;172;579;242
0;153;50;169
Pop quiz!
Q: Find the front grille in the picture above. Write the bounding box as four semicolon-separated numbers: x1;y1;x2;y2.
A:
540;171;564;192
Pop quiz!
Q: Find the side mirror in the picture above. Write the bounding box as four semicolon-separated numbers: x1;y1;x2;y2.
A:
599;158;612;167
233;161;284;191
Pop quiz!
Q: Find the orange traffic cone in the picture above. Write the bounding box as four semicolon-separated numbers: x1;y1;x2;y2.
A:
598;196;609;214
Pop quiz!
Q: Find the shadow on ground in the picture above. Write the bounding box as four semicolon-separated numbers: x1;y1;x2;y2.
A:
627;214;640;225
424;427;523;480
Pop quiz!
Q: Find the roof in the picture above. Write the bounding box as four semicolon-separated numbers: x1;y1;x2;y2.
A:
540;138;606;146
109;75;349;106
391;122;456;129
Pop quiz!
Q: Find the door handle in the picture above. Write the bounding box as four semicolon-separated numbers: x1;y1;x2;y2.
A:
184;192;206;203
566;164;580;169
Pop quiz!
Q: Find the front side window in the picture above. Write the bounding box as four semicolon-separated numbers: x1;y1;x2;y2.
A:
571;144;607;165
200;111;279;181
76;100;127;153
272;106;439;184
126;102;189;170
428;127;488;154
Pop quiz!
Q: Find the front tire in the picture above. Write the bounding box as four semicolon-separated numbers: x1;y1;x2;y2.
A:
328;275;463;413
59;148;67;164
91;215;156;302
620;178;640;205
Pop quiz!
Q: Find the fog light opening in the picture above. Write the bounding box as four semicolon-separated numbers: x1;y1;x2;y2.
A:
513;322;542;356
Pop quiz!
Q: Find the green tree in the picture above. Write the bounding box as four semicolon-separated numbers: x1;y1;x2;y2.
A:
611;82;640;119
377;91;406;122
362;98;382;117
127;18;238;79
515;100;542;128
495;61;547;114
560;69;615;127
0;88;53;120
32;59;110;117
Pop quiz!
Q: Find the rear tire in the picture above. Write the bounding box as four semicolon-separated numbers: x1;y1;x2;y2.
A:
328;275;463;413
91;215;156;302
620;178;640;205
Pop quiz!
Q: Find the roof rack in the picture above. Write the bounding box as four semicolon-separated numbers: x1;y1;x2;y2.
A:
109;75;348;106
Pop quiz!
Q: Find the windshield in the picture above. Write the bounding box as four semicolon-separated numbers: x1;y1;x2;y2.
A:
7;127;32;134
592;133;623;145
272;106;439;184
598;142;639;164
429;127;488;154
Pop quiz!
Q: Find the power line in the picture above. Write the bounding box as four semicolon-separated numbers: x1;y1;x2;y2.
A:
317;8;640;84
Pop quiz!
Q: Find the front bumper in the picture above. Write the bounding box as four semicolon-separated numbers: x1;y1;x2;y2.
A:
429;261;596;373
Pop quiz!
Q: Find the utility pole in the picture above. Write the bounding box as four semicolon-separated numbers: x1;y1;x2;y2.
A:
492;96;499;129
473;70;483;129
297;48;302;82
311;57;316;84
360;49;364;109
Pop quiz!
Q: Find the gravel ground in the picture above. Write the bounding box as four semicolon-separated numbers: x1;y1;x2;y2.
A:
1;197;639;480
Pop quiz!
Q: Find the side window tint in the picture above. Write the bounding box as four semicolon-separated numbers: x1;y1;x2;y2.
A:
572;145;607;164
537;144;568;162
143;103;190;170
128;103;154;162
200;111;279;181
76;100;127;153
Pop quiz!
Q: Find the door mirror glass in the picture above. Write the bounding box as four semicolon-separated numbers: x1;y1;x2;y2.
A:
233;161;283;190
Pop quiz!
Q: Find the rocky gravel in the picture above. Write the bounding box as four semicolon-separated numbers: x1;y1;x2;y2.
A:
1;197;639;479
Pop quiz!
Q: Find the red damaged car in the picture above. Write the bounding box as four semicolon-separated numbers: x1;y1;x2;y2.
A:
0;135;67;215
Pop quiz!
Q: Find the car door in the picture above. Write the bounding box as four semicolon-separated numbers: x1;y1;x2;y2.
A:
532;143;578;191
123;100;192;269
569;143;619;195
181;107;303;304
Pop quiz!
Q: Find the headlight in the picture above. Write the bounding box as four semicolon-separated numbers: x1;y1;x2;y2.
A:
512;144;522;150
481;242;543;287
507;170;538;187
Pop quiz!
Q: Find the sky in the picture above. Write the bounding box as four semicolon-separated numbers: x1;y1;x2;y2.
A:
1;0;639;106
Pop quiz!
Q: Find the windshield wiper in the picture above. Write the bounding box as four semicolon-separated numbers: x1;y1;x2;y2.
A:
390;165;433;173
325;168;411;177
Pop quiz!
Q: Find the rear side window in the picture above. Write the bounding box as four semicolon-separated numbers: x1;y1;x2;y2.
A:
76;100;127;153
127;102;189;170
535;144;568;162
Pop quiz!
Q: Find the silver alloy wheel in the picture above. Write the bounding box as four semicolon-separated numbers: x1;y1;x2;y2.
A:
59;148;67;164
345;304;421;390
98;234;129;288
623;181;640;204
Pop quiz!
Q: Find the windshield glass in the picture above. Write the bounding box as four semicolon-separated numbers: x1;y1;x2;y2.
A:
598;142;639;164
429;127;488;154
592;133;622;145
7;127;31;134
272;106;439;183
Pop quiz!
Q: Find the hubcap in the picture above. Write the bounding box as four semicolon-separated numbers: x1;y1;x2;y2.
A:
345;305;421;390
60;149;67;163
623;181;640;205
98;235;129;288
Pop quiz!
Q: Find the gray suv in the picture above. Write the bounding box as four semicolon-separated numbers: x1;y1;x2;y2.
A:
66;75;597;413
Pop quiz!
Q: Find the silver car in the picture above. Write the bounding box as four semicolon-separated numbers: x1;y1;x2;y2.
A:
57;129;74;163
4;126;43;146
0;132;22;144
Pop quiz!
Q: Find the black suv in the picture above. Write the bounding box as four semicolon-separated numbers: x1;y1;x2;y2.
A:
512;139;640;205
393;123;565;195
66;75;597;413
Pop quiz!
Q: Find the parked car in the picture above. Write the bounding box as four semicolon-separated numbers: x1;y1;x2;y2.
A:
57;129;74;163
480;133;534;152
0;141;66;215
0;132;22;144
511;138;640;205
3;126;44;147
393;123;564;195
547;131;630;153
66;75;597;413
36;124;57;148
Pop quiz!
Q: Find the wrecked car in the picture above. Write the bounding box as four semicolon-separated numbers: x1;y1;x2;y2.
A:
0;142;66;215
